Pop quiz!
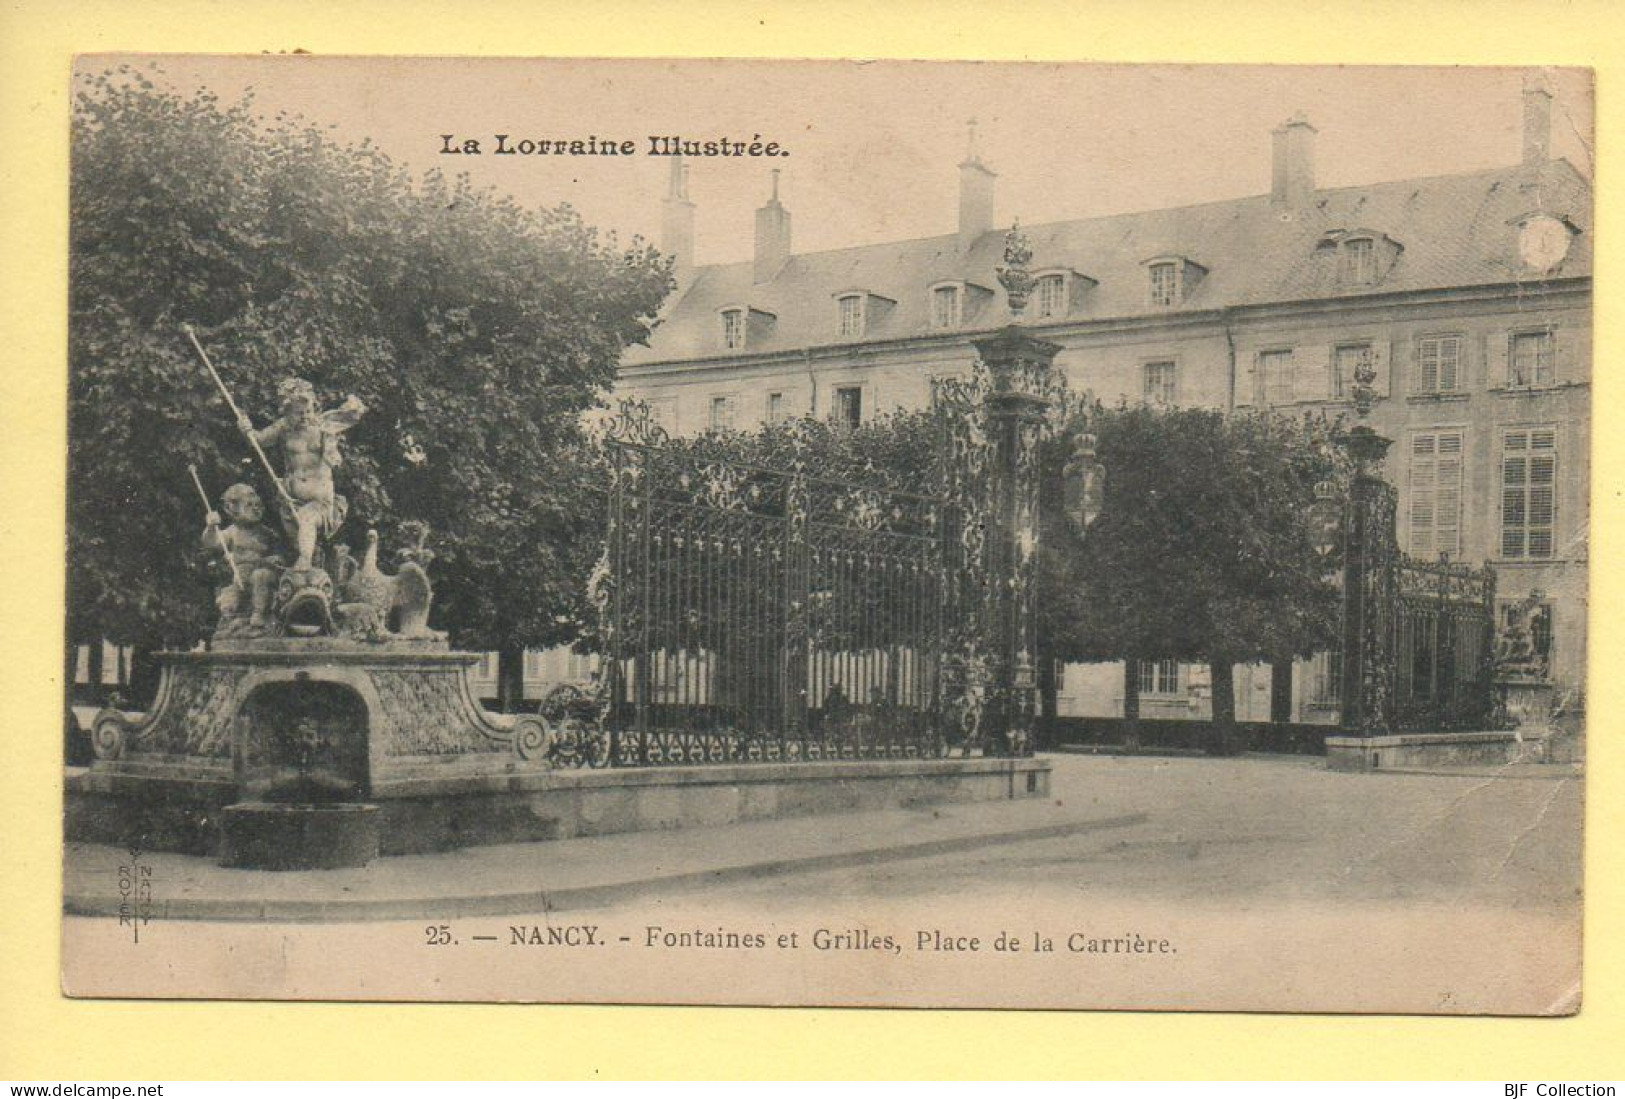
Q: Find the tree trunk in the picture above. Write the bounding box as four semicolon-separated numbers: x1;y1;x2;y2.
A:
1121;658;1141;748
128;644;162;709
1270;657;1294;724
85;639;103;700
1208;656;1240;756
497;642;526;713
1037;657;1059;749
64;641;87;765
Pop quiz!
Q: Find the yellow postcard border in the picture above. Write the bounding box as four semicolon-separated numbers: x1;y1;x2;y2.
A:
1;0;1620;1080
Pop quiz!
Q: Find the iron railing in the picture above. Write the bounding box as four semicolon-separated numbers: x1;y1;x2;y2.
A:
594;436;953;766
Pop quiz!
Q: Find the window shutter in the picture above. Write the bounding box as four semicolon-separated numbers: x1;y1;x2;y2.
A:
1501;430;1529;558
1408;433;1436;556
1371;341;1392;397
1435;431;1463;557
1555;324;1585;384
1440;337;1462;392
1296;345;1330;401
1529;429;1558;558
1234;356;1255;407
1487;332;1509;388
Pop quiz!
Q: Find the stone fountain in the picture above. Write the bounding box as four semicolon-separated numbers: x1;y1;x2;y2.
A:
72;376;551;869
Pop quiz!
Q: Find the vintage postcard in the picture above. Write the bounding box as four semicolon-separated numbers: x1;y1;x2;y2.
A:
61;55;1589;1013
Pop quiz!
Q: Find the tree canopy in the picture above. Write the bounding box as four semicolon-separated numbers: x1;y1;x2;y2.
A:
1038;404;1347;738
68;65;671;668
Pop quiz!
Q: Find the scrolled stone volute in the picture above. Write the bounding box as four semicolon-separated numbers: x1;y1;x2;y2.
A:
91;708;131;760
511;715;554;762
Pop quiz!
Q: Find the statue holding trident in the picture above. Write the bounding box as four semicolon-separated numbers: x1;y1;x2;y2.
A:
184;327;366;574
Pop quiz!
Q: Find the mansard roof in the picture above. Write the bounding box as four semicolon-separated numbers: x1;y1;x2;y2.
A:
624;158;1591;367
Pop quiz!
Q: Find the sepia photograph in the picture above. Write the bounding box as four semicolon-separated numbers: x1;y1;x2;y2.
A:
59;55;1590;1013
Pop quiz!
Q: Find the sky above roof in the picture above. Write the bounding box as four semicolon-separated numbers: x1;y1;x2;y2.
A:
98;57;1592;268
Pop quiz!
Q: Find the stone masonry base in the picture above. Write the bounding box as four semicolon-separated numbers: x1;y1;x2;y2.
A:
67;757;1052;858
1324;731;1520;773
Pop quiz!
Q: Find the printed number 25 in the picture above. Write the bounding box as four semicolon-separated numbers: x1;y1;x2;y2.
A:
425;924;453;946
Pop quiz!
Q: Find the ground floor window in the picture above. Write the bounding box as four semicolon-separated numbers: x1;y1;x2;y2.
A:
1137;659;1180;696
1310;650;1342;705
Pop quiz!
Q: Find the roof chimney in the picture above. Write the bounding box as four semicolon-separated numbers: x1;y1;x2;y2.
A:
958;118;996;250
1522;73;1553;167
1271;112;1317;211
753;169;792;283
660;156;695;283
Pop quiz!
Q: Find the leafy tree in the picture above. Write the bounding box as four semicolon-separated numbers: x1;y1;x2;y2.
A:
1039;405;1345;752
68;65;670;704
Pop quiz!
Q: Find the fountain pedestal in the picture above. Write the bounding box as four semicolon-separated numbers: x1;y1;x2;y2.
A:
71;639;552;867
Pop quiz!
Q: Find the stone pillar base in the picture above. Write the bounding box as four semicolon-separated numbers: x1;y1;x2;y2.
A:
1326;731;1520;772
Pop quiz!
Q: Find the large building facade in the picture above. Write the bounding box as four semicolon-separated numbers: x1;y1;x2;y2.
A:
615;83;1591;723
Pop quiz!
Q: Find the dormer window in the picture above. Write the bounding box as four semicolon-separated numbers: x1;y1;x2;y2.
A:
838;294;865;338
1318;229;1400;287
931;284;963;329
717;304;776;351
1342;237;1377;285
833;290;895;339
1028;269;1094;321
721;308;746;350
1034;274;1066;318
1149;262;1180;307
1142;257;1205;307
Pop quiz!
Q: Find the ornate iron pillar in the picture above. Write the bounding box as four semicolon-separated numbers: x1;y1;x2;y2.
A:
1337;355;1395;735
971;224;1060;756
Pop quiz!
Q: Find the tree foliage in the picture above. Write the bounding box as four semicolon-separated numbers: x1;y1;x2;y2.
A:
1038;404;1347;737
69;65;671;661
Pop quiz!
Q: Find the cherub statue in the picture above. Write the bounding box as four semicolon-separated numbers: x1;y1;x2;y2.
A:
202;483;285;636
1496;590;1549;677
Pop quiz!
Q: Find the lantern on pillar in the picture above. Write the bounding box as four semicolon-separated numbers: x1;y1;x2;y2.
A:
1064;431;1106;530
1308;478;1341;560
996;221;1035;318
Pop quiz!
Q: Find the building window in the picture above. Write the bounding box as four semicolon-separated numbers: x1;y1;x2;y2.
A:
1408;430;1464;558
766;391;787;425
1138;659;1180;696
834;386;863;429
1034;274;1067;318
1342;238;1377;285
1256;349;1295;407
708;395;736;431
1143;361;1177;407
1501;428;1557;559
1333;342;1372;400
1415;334;1463;394
931;285;962;329
1311;651;1343;705
1509;330;1555;388
721;308;746;350
1149;262;1180;307
524;649;548;680
837;294;865;338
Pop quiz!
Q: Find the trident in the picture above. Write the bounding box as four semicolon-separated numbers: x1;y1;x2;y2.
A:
181;325;298;513
188;464;242;588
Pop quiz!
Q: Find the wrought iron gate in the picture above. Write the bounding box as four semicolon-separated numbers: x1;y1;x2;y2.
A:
1340;436;1496;734
1392;557;1496;731
590;409;953;766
